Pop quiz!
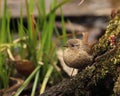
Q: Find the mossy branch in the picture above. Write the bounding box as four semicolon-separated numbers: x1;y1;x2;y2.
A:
40;9;120;96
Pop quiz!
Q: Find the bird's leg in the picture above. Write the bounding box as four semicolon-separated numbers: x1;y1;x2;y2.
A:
70;68;75;77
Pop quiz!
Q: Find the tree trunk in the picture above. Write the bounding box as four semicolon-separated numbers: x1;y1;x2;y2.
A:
40;9;120;96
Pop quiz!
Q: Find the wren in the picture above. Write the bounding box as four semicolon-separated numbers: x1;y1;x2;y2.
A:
63;33;94;71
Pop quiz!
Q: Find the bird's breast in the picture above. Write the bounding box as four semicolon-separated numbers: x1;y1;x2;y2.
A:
63;48;93;69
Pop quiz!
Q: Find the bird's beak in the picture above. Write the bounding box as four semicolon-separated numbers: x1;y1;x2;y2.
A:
63;45;68;47
63;44;68;47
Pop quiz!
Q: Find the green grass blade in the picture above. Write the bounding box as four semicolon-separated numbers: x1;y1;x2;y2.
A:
47;0;71;17
31;71;40;96
30;0;34;13
0;0;7;43
14;65;41;96
40;65;53;94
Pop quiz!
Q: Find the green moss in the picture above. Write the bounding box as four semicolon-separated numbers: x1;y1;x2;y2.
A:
93;10;120;57
76;9;120;95
41;9;120;96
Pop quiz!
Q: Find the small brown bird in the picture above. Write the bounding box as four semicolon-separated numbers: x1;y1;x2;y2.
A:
63;33;93;71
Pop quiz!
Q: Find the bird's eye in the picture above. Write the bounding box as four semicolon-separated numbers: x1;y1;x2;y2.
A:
71;44;75;47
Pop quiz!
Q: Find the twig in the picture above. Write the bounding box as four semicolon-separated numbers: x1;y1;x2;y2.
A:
78;0;85;6
7;49;15;61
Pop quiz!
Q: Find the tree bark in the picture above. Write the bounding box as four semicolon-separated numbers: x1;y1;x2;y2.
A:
40;9;120;96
